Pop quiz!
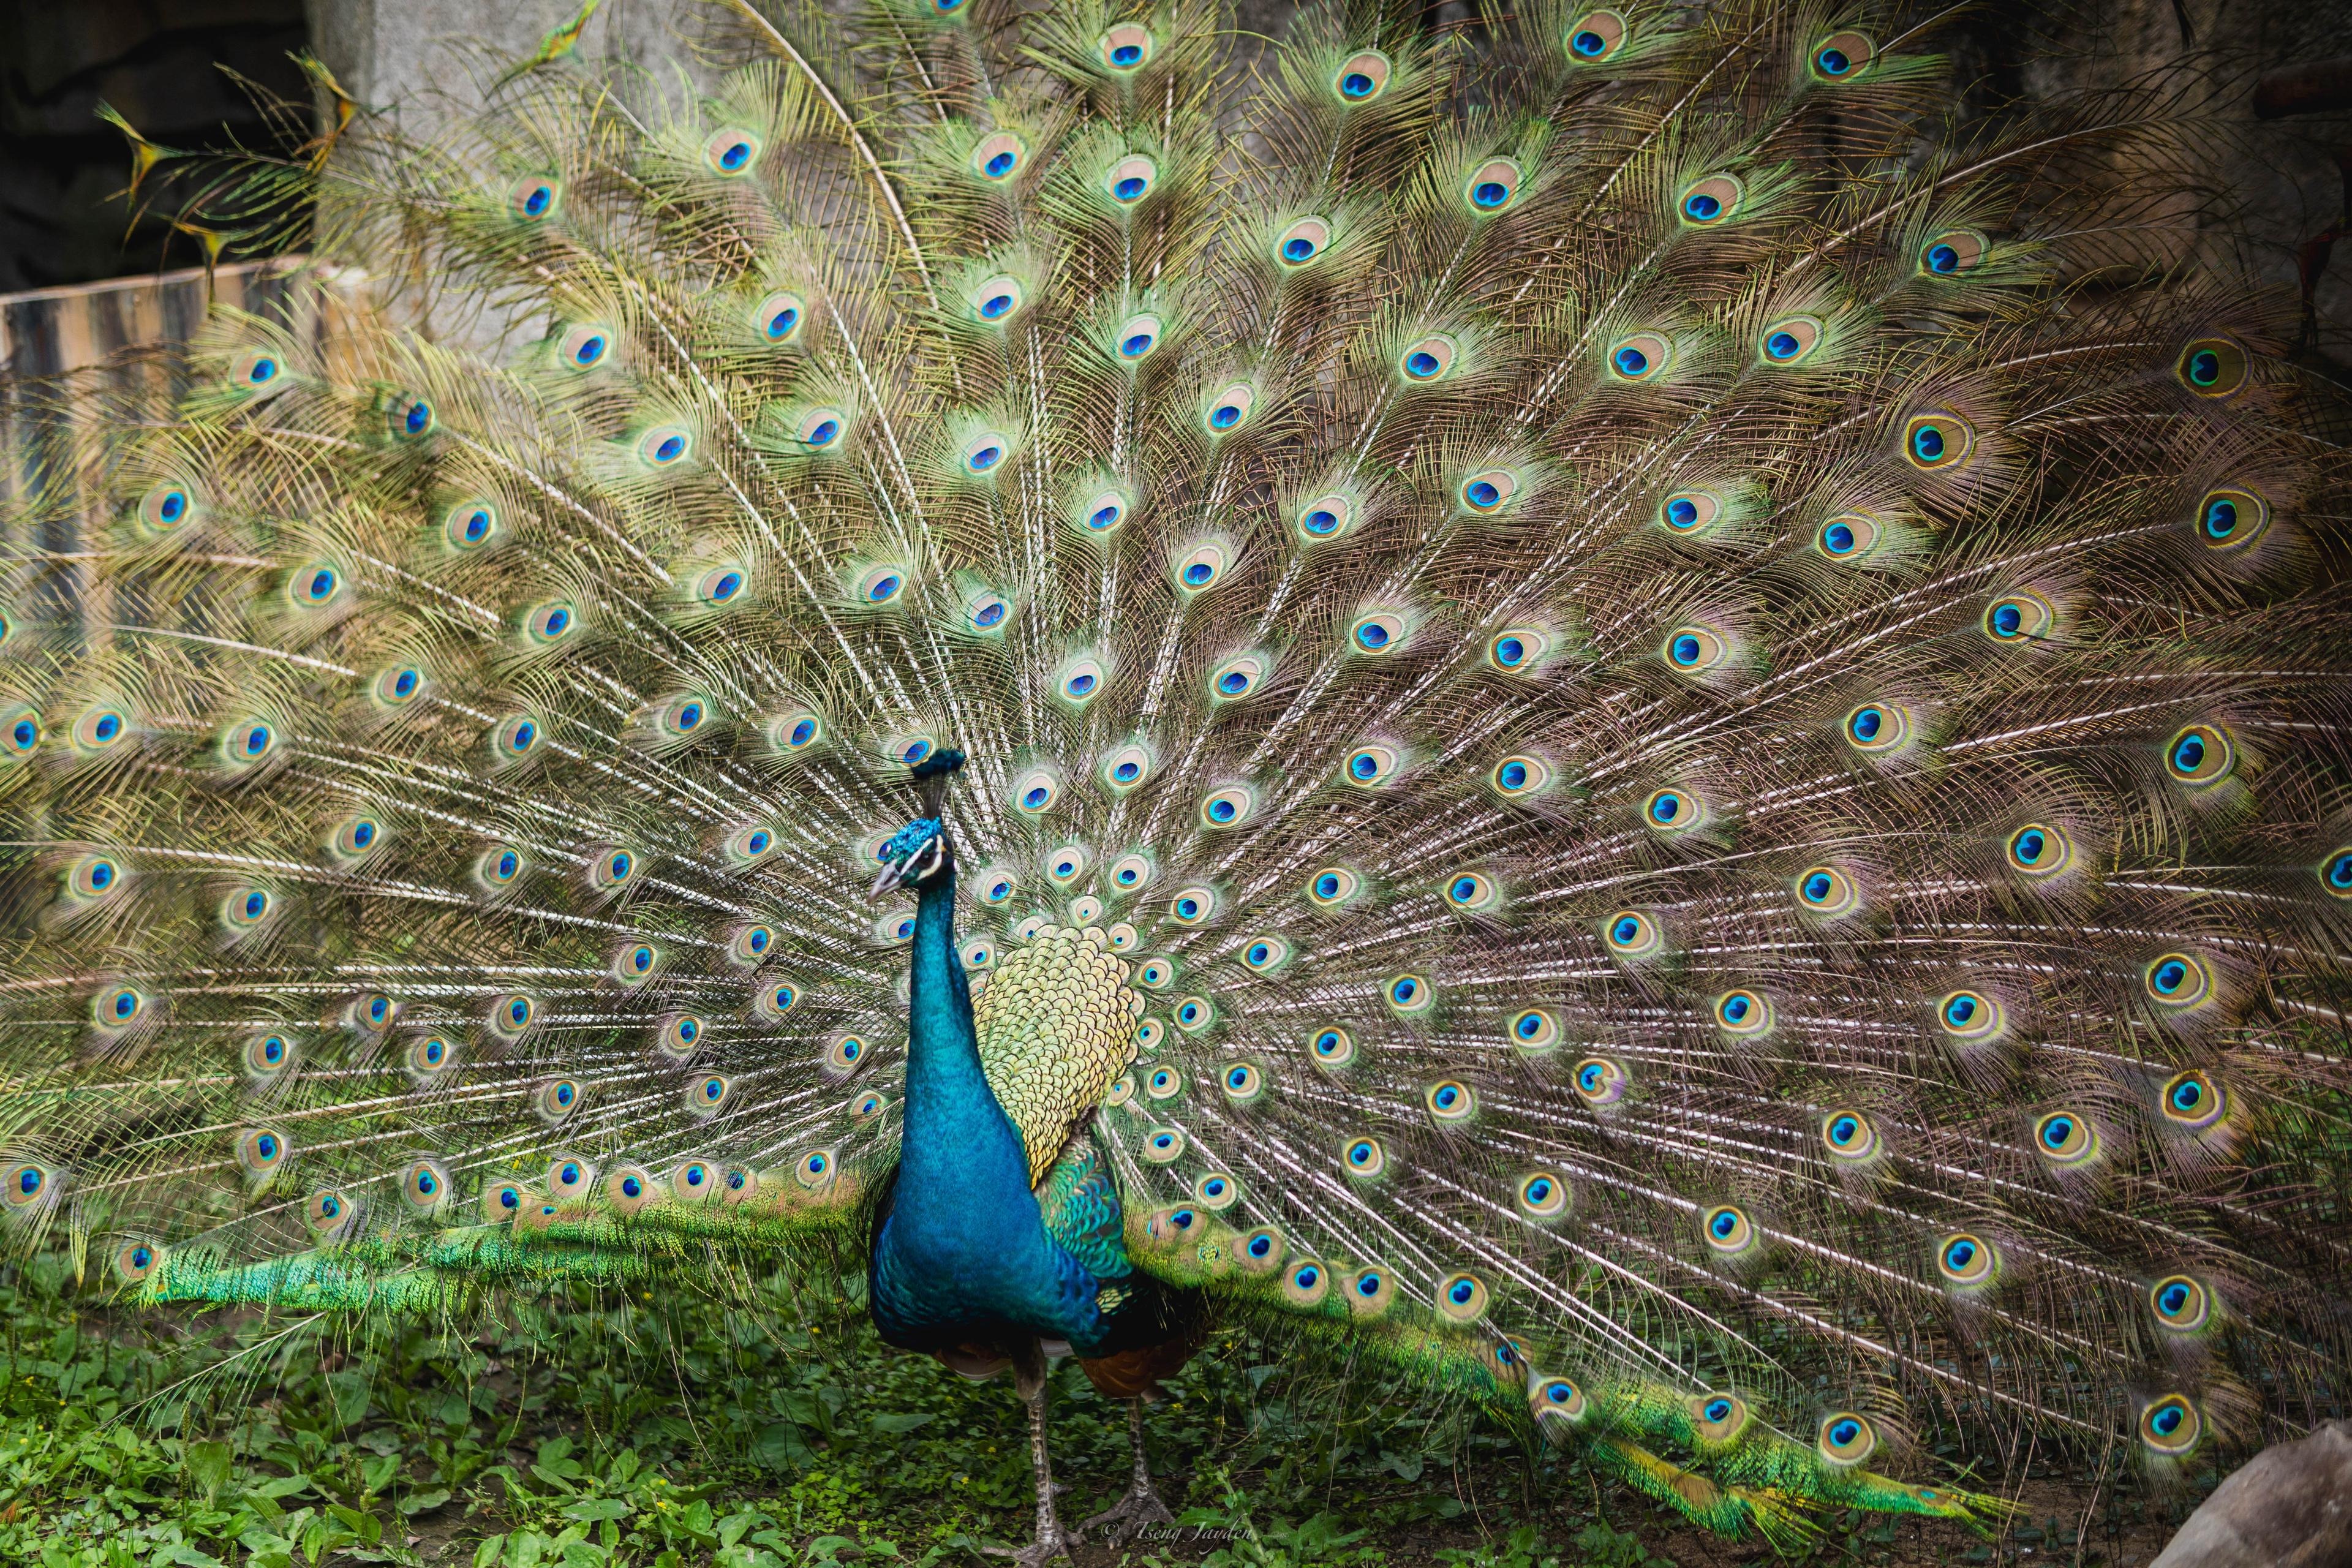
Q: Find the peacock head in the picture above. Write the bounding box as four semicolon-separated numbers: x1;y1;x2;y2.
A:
869;747;966;897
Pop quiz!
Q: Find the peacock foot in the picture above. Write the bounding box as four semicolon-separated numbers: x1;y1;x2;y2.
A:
1083;1479;1176;1547
981;1521;1084;1568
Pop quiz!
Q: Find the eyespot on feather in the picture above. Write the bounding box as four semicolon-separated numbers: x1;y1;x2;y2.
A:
2139;1394;2202;1456
507;175;560;221
1385;972;1434;1017
1398;335;1458;383
1571;1056;1629;1108
971;132;1027;183
1679;175;1743;226
1759;316;1823;365
2193;486;2270;551
1691;1393;1749;1443
1309;1026;1355;1069
1820;1109;1879;1161
1660;624;1727;674
1794;864;1860;918
1564;10;1627;61
1333;51;1392;102
1715;989;1773;1038
2144;951;2214;1010
1810;31;1874;80
1273;217;1331;268
2004;822;2072;877
702;127;761;176
1464;159;1521;214
2163;724;2235;788
1459;469;1518;513
2149;1274;2213;1333
1517;1169;1571;1219
1901;411;1973;470
1983;590;2055;643
2176;337;2248;398
1098;25;1153;71
1657;489;1722;535
1344;1266;1395;1317
1936;1231;1999;1288
1607;333;1671;382
1920;230;1986;276
1817;1412;1878;1466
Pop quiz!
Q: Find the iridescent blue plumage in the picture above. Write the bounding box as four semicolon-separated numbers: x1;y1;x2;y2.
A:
867;849;1110;1354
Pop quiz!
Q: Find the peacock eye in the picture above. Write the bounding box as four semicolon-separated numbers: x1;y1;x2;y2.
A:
971;276;1024;324
1333;51;1391;102
973;132;1026;183
1662;624;1727;673
752;291;806;344
1603;909;1662;958
1297;493;1355;539
1920;229;1986;276
1444;871;1498;911
1199;785;1253;827
508;175;560;220
1079;489;1129;534
2144;951;2212;1008
1643;786;1704;833
1099;24;1152;70
2164;724;2234;787
1209;655;1268;701
1399;335;1457;383
703;127;761;175
1811;31;1874;79
1274;217;1331;267
2190;485;2269;552
1758;316;1822;364
1386;972;1433;1015
1903;410;1974;470
2139;1394;2203;1454
1174;541;1230;594
1816;513;1881;560
2175;337;2248;398
1679;174;1743;225
1608;333;1670;380
1168;886;1215;925
962;431;1012;473
1821;1109;1877;1160
1658;489;1721;534
1564;9;1626;61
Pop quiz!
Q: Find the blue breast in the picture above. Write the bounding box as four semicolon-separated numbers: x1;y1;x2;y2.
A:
867;873;1115;1351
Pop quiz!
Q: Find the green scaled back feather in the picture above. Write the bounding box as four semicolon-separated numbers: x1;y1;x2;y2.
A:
4;0;2349;1546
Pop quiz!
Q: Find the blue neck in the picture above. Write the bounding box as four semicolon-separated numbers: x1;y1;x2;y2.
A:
891;870;1035;1231
868;864;1114;1351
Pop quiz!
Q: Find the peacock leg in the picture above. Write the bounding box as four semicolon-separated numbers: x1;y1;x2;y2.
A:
1081;1396;1177;1545
985;1341;1081;1568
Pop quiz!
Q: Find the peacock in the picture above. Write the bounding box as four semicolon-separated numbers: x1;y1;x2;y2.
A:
4;0;2350;1559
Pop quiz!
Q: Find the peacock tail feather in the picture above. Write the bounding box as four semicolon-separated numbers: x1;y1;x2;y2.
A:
2;0;2348;1544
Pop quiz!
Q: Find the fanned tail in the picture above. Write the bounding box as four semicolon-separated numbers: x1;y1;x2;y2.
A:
3;0;2347;1546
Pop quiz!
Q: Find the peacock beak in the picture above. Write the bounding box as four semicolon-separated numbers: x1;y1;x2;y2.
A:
869;860;907;901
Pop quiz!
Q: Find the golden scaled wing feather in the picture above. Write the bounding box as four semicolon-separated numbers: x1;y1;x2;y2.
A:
971;925;1137;1187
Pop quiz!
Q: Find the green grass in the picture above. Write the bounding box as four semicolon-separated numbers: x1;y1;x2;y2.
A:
0;1255;2193;1568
